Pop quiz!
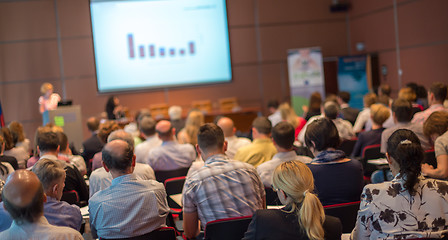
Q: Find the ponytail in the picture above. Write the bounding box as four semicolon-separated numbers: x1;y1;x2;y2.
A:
387;130;423;195
297;191;325;240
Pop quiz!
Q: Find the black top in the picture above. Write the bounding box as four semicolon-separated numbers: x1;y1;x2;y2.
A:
82;133;104;166
340;107;360;126
64;164;89;203
0;155;18;170
308;160;364;206
243;208;342;240
351;128;385;158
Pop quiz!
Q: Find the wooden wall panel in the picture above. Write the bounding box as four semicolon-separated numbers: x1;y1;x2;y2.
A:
0;1;56;41
227;0;254;26
61;38;95;77
229;28;258;64
57;0;92;37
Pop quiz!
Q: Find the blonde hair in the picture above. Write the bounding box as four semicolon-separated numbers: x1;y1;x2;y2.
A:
273;161;325;240
279;103;298;128
370;104;390;126
398;87;417;102
182;110;204;146
40;82;53;95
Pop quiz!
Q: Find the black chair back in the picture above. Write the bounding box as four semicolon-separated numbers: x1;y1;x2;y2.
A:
164;176;186;209
424;150;437;168
204;216;252;240
61;190;79;205
324;201;360;233
100;227;177;240
265;187;282;206
338;139;357;156
361;144;385;177
155;167;189;183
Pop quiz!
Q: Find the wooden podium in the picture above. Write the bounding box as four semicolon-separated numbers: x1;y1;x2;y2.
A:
48;105;83;151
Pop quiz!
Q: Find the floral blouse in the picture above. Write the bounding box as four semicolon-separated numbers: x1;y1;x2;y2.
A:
351;175;448;239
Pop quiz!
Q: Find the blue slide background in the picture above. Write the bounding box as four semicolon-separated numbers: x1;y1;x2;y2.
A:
90;0;232;92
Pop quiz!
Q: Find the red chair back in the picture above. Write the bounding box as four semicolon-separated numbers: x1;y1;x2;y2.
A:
204;216;252;240
164;176;186;209
61;190;79;205
100;227;177;240
155;167;189;183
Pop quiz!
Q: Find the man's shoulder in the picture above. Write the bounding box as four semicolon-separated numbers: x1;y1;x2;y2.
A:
188;159;255;181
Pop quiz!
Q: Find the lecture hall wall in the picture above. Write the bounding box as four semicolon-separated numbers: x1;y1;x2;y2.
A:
0;0;446;144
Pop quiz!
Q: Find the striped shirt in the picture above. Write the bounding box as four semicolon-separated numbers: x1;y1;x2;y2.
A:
182;154;265;228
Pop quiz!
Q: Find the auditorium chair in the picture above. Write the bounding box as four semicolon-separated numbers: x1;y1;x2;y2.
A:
155;167;189;183
204;216;252;240
149;103;169;120
338;137;358;156
324;201;360;233
265;187;282;206
164;176;186;209
218;97;238;112
361;144;385;178
424;149;437;168
100;227;177;240
192;100;212;113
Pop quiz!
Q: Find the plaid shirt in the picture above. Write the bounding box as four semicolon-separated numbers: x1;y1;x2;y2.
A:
411;104;446;124
182;154;265;228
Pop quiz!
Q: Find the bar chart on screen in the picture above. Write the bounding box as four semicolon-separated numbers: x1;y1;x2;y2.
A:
127;34;196;59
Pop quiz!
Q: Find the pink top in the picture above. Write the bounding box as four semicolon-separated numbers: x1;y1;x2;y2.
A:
38;93;61;112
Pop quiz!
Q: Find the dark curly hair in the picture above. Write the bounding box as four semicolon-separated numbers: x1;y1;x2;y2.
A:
386;129;423;195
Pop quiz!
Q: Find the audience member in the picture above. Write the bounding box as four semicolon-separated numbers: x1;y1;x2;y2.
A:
378;83;393;106
353;92;377;133
338;91;360;125
169;105;185;136
81;117;103;167
133;109;152;146
8;121;30;154
279;102;307;138
305;118;363;206
323;101;355;141
257;122;312;187
0;161;13;182
412;82;447;124
244;161;342;240
351;129;448;239
399;87;423;116
182;123;265;239
234;117;277;167
380;98;431;153
105;96;124;120
57;132;87;175
89;129;155;197
0;170;82;239
217;117;251;159
303;92;322;121
89;140;169;239
178;110;204;146
421;111;448;179
267;99;282;127
91;120;120;171
147;120;195;171
0;135;18;170
36;131;88;203
1;128;28;169
134;117;162;164
352;104;390;157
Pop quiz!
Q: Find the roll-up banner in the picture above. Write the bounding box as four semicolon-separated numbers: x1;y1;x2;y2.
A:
287;47;325;116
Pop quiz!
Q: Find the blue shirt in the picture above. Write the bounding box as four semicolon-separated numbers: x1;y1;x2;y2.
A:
0;197;82;231
89;173;169;239
147;140;196;171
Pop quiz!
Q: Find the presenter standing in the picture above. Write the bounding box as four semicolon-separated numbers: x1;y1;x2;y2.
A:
38;82;61;126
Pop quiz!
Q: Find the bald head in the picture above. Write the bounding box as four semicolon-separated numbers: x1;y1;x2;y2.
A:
217;117;235;137
102;139;134;174
156;120;174;141
2;170;44;224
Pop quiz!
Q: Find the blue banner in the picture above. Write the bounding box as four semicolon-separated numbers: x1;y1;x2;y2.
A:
0;100;4;127
337;55;370;110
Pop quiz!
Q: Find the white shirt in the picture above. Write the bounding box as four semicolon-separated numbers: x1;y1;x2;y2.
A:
147;141;196;171
298;114;323;143
0;216;82;240
225;135;251;159
353;108;371;133
333;118;356;141
257;151;312;187
89;163;156;197
134;135;162;164
38;93;61;112
268;110;282;127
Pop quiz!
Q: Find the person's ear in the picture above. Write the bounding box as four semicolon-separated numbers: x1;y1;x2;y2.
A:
132;155;136;167
195;144;202;157
56;145;60;154
102;161;110;172
52;183;59;196
385;152;392;165
223;141;228;153
43;193;47;203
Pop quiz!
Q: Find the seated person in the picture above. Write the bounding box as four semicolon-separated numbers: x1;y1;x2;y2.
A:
81;117;103;169
305;118;364;206
0;170;82;239
352;104;390;158
338;91;360;126
351;129;448;239
244;161;342;240
257;122;311;187
89;139;169;239
147;120;196;171
234;117;277;167
217;117;251;159
89;130;155;197
353;93;377;133
134;117;162;164
421;111;448;179
91;121;120;171
0;135;18;170
57;132;87;175
182;123;265;239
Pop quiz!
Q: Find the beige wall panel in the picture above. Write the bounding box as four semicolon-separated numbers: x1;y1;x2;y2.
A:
229;28;258;64
1;41;60;82
258;0;345;24
61;38;95;77
227;0;255;26
166;65;261;109
377;51;399;97
398;0;448;48
349;9;395;53
57;0;92;37
260;21;347;61
0;1;56;41
2;80;62;123
400;44;448;88
260;63;289;106
349;0;392;17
